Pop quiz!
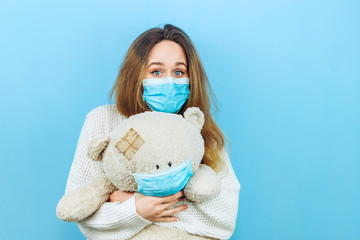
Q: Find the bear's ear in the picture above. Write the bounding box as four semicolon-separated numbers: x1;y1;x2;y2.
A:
184;107;205;130
87;136;110;161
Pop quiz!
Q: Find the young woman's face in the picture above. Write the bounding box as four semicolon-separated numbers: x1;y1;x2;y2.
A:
144;40;188;79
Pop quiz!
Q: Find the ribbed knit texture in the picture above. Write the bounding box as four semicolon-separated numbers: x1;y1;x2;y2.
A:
63;104;241;240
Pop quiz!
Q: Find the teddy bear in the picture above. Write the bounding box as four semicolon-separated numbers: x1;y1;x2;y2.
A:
56;107;221;239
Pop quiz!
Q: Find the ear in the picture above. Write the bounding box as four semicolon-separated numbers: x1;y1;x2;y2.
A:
183;107;205;130
87;136;110;161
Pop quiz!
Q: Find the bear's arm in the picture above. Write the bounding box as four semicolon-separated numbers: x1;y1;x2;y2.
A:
56;177;116;222
58;105;152;239
183;164;221;202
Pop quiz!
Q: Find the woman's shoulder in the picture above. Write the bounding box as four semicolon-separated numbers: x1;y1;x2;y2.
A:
85;104;126;129
86;104;117;117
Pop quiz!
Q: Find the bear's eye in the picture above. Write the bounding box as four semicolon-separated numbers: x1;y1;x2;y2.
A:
156;165;160;170
168;162;172;167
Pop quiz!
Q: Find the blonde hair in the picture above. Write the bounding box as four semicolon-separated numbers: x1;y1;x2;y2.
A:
108;24;230;174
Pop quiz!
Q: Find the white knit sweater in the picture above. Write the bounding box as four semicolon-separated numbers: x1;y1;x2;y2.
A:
63;104;241;240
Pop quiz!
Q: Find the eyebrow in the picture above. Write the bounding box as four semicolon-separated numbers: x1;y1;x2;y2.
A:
147;62;187;68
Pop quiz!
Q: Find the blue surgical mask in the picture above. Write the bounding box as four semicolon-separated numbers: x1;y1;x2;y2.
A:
142;77;190;113
133;159;193;197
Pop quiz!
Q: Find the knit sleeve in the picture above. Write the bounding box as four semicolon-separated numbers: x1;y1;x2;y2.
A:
62;105;152;239
78;195;153;239
192;148;241;240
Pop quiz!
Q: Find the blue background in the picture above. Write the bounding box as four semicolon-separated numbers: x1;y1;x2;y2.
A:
0;0;359;239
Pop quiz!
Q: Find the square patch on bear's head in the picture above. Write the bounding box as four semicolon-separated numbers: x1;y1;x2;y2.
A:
116;128;144;160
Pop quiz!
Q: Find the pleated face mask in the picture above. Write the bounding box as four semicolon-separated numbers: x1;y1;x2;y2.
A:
133;159;193;197
142;77;190;114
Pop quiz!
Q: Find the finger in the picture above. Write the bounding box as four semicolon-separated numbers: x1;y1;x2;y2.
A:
160;204;187;217
155;216;179;223
159;191;184;203
161;197;182;210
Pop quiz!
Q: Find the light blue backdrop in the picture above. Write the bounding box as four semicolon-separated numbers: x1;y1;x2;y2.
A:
0;0;359;239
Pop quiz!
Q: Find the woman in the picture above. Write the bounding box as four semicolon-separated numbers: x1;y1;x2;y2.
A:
61;24;241;239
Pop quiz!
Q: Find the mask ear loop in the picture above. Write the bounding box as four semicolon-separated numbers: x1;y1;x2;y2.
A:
138;75;151;112
144;101;154;111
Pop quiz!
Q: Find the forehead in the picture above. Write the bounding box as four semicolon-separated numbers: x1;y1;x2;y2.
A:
146;40;187;65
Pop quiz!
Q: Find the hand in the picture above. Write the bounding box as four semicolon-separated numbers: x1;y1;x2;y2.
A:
108;190;135;203
135;190;187;223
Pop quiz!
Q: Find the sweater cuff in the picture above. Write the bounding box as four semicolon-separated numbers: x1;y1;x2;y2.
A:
78;194;152;231
122;194;153;226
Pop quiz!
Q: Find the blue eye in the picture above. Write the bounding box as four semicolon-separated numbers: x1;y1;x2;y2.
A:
152;70;161;76
175;71;184;76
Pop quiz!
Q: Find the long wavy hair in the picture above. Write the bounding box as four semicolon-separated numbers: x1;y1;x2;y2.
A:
108;24;230;174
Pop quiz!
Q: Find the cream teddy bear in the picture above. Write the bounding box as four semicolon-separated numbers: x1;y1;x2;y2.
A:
56;107;221;239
